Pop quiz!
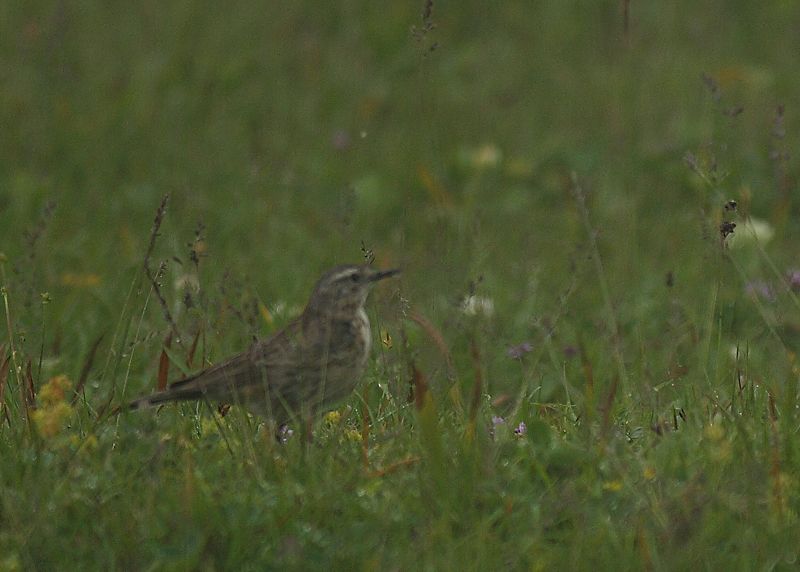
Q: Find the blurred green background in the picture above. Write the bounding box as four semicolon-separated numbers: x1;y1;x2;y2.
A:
2;1;800;569
4;1;799;375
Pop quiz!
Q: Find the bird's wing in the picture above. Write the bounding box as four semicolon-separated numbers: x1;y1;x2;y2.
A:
128;317;352;413
147;322;305;403
128;350;259;411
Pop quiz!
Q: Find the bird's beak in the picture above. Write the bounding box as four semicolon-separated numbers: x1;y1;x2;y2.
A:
370;268;401;282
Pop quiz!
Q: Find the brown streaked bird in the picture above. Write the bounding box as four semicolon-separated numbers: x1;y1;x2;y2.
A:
128;264;399;424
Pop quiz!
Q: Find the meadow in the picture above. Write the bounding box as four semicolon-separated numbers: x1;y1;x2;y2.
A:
2;1;800;569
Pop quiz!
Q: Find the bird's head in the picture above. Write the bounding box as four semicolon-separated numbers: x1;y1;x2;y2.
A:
308;264;400;314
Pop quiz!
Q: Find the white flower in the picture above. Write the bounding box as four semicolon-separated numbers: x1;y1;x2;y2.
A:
471;144;502;169
462;295;494;317
174;274;200;292
729;217;774;248
459;144;503;170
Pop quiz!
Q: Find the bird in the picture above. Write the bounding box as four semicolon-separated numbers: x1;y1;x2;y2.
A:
128;264;399;425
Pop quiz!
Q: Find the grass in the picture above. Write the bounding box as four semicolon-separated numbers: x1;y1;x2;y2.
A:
2;1;800;569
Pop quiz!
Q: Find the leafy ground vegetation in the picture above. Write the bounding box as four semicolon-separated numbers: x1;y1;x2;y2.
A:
2;1;800;569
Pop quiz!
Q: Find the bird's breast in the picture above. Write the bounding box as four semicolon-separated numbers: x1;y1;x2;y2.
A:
311;310;371;367
355;307;371;367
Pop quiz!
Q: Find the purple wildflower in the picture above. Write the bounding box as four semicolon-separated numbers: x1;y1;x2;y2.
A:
787;270;800;293
514;421;527;436
506;342;533;359
489;415;505;438
744;281;776;302
563;346;578;359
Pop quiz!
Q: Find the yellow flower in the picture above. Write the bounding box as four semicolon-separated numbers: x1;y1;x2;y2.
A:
380;329;393;349
602;480;623;492
32;401;72;438
33;375;74;439
643;467;656;481
324;410;342;425
704;423;725;442
38;375;72;406
69;434;98;454
345;429;363;442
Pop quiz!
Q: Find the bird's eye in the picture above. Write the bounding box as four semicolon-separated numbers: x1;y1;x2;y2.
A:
350;273;360;283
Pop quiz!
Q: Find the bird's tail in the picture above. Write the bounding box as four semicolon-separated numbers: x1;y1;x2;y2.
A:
127;390;195;411
127;374;205;411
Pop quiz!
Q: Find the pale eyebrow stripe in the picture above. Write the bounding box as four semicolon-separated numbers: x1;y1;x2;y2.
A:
328;269;358;282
